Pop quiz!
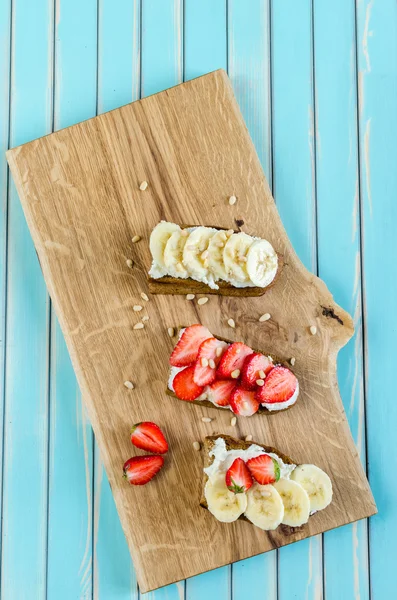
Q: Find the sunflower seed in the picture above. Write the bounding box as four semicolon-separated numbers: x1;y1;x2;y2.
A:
231;417;237;426
124;380;134;389
167;327;175;337
198;297;209;305
139;181;148;191
133;322;144;330
186;294;195;300
193;441;201;451
227;318;235;328
228;195;237;206
131;235;141;243
259;313;271;322
310;325;317;335
201;417;212;423
133;305;143;312
140;292;149;301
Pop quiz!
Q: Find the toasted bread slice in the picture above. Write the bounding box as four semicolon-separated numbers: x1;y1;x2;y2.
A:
167;329;298;415
148;224;283;296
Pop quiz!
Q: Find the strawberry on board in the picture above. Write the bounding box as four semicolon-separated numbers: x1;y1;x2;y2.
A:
123;455;164;485
130;421;168;454
169;324;212;367
256;365;298;405
216;342;253;379
241;353;274;390
207;379;236;407
193;337;228;386
226;457;253;493
229;386;260;416
246;454;280;485
173;365;205;401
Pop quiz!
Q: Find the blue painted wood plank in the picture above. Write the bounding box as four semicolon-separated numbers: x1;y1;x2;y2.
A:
46;1;97;598
271;3;323;598
313;2;370;599
95;1;140;598
1;0;53;596
0;0;11;554
356;2;397;599
228;3;276;597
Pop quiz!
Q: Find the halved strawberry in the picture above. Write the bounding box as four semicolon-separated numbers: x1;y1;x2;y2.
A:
226;458;253;493
207;379;236;407
229;386;260;416
173;365;204;401
193;338;228;386
130;422;168;454
123;455;164;485
255;365;298;405
216;342;253;379
169;324;212;367
241;353;274;390
246;454;280;485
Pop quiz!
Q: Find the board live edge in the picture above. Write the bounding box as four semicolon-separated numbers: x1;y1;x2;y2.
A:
6;70;376;593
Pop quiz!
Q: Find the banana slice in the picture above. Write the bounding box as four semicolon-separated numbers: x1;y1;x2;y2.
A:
246;239;278;287
183;227;218;287
207;229;229;281
163;230;190;278
245;483;284;530
223;232;254;286
273;479;310;527
205;474;247;523
149;221;181;278
291;464;333;512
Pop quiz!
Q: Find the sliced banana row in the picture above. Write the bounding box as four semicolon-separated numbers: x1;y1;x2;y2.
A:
148;221;278;289
205;463;332;530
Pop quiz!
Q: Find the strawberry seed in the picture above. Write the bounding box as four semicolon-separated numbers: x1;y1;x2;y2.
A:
231;369;240;379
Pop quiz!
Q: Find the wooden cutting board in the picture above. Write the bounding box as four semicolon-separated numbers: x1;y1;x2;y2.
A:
6;70;376;593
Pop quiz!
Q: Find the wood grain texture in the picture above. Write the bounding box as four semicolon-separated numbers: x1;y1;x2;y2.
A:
6;70;376;593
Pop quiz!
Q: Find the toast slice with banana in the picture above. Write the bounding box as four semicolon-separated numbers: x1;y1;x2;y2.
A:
201;435;333;531
148;221;283;296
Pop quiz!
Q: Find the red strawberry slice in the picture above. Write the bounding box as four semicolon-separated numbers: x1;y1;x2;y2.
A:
255;365;298;405
130;422;168;454
229;386;260;416
169;324;212;367
226;458;253;493
123;455;164;485
193;338;228;386
246;454;280;485
216;342;253;379
173;365;205;401
207;379;236;407
241;353;274;390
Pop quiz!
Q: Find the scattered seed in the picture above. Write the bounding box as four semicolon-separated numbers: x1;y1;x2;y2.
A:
181;229;189;237
227;318;236;328
126;259;134;268
290;357;296;366
202;417;212;423
198;297;209;305
231;416;237;426
258;370;266;379
140;292;149;302
133;305;143;312
201;250;209;260
131;235;141;243
259;313;271;322
193;441;201;451
256;379;265;386
186;294;195;300
216;346;223;357
198;392;208;401
228;195;237;206
124;380;134;389
167;327;175;337
139;180;148;191
208;359;216;369
133;322;144;330
245;434;253;442
310;325;317;335
201;357;209;367
216;242;224;248
226;229;234;237
231;369;240;379
142;315;149;322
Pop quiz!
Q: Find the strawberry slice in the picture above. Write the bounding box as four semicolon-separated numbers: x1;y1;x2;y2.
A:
255;365;298;405
246;454;280;485
241;353;274;390
130;422;168;454
193;338;228;386
207;379;236;407
226;458;253;493
216;342;253;379
229;386;260;416
173;365;205;401
169;324;212;367
123;455;164;485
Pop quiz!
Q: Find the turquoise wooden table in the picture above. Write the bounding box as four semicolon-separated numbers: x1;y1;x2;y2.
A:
0;1;395;598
